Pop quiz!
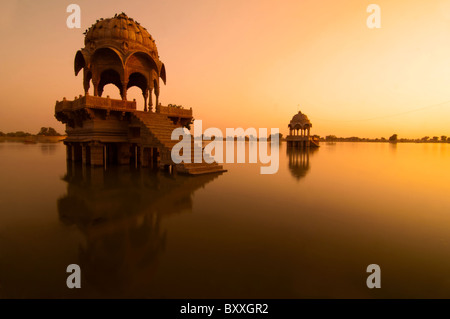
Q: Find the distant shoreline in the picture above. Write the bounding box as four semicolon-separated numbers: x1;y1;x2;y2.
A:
321;140;449;144
0;136;66;143
1;135;448;145
319;138;449;144
1;136;448;145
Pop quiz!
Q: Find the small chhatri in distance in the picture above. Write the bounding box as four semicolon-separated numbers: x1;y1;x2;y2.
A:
286;111;319;148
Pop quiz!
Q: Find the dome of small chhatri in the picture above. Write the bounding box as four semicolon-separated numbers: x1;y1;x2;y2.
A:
84;13;158;58
289;111;312;129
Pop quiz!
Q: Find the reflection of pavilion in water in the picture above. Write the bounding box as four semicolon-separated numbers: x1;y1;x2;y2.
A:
57;163;222;297
287;147;318;181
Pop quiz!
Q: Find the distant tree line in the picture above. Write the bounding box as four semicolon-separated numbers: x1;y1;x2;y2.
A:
0;127;62;137
0;131;32;137
196;133;284;141
37;127;61;136
321;134;449;143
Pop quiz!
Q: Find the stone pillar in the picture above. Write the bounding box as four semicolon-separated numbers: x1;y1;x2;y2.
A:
148;87;153;112
134;145;138;168
307;128;311;147
122;81;128;101
93;80;99;96
72;144;82;162
82;144;87;164
118;143;131;165
155;84;160;112
104;145;107;167
66;144;72;161
83;79;90;96
71;145;76;161
149;148;153;167
143;90;148;112
141;147;150;167
89;142;104;166
153;147;159;166
82;144;92;165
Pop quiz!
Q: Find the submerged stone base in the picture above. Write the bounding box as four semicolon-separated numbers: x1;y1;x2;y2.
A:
56;95;226;175
286;136;320;148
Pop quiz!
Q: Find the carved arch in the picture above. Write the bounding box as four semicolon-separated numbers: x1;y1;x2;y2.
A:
160;63;166;85
98;69;122;97
74;50;86;76
127;72;148;94
124;51;158;72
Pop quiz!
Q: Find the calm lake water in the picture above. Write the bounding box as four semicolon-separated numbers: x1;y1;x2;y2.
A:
0;141;449;298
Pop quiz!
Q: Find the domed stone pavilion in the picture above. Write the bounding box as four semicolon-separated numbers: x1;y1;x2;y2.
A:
74;13;165;111
55;13;225;175
286;111;319;148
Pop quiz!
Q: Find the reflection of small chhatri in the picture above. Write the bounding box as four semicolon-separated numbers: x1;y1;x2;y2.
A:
286;111;319;148
54;13;225;175
287;147;318;181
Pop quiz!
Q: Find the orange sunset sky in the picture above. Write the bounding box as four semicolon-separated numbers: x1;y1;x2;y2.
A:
1;0;450;138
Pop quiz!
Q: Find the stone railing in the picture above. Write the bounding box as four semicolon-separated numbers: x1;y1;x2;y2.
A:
55;95;136;112
55;99;73;113
158;105;192;118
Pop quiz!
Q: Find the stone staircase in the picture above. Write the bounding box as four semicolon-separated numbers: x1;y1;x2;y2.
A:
310;138;320;148
133;111;226;175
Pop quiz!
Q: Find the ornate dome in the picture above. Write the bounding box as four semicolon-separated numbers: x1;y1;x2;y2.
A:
84;13;158;58
74;13;166;111
289;111;312;129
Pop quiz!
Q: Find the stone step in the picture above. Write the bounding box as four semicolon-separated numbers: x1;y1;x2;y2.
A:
133;112;225;175
181;165;227;175
180;160;221;167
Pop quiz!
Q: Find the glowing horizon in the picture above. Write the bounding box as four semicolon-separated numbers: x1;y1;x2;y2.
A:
1;0;450;139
